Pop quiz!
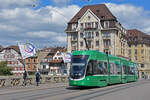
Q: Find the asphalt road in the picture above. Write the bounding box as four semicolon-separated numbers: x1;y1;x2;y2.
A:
0;79;150;100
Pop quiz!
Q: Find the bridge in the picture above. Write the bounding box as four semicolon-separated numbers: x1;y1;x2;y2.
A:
0;79;150;100
0;76;68;87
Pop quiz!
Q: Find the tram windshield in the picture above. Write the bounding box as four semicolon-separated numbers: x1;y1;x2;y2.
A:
70;55;89;79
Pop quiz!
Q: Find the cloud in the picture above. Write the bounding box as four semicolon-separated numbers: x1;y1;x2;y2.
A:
2;1;150;49
27;31;56;38
0;24;20;32
0;0;38;9
105;3;150;34
0;3;80;48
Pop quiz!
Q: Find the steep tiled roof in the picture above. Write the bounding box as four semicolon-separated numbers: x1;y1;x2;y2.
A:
7;45;20;54
69;4;116;23
0;45;21;54
40;47;67;52
40;47;66;59
126;29;150;45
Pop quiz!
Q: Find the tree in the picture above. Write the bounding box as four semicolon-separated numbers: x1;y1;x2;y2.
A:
0;61;13;75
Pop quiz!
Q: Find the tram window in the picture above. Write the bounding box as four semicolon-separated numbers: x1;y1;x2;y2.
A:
123;65;127;74
127;66;132;75
116;64;120;75
110;63;114;74
128;67;131;75
128;67;135;75
131;67;135;75
113;64;117;74
97;62;105;74
86;60;94;75
93;61;100;75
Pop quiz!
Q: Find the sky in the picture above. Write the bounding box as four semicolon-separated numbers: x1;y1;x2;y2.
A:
0;0;150;49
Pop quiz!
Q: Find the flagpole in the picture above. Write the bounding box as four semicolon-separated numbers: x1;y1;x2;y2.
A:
23;59;26;71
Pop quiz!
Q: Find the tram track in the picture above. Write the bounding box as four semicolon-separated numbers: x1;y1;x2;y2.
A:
65;80;150;100
13;88;76;100
0;85;67;96
1;80;149;100
20;81;145;100
10;86;81;100
14;81;143;100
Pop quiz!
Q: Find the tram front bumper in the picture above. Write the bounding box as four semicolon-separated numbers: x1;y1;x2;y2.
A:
69;79;85;86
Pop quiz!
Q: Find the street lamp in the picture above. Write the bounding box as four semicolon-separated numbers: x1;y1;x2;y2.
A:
105;48;110;83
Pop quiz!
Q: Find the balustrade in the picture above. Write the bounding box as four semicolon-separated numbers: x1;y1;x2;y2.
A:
0;76;68;87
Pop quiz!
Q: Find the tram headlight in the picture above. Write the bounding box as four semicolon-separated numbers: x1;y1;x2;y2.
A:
78;73;82;76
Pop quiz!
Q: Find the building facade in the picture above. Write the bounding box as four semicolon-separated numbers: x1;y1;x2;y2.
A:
38;47;67;75
65;4;128;57
40;51;54;75
0;46;24;76
37;47;53;70
127;29;150;78
25;56;38;73
49;51;67;75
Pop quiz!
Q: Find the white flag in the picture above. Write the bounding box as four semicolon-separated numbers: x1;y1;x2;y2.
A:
19;43;36;59
62;52;72;63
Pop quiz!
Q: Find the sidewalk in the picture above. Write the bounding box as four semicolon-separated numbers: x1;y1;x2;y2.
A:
0;83;68;95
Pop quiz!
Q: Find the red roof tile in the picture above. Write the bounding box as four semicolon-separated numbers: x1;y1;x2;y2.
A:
0;45;21;54
69;4;116;23
126;29;150;45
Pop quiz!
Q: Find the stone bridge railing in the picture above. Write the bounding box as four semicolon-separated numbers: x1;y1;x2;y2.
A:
0;75;68;87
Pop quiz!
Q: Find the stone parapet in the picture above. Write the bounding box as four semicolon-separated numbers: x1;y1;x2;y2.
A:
0;75;68;87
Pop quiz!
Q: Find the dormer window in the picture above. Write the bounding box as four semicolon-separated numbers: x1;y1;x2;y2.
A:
104;21;109;28
96;10;100;13
72;24;77;30
101;16;105;19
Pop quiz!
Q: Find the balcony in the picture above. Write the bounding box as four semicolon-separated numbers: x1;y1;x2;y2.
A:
81;26;98;31
86;37;94;40
104;45;110;49
71;38;77;41
102;35;111;39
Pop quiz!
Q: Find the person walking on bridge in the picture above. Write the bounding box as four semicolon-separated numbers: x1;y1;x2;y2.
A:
35;70;41;86
23;70;28;86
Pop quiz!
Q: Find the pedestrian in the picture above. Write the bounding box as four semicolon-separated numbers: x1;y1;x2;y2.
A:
23;70;27;86
35;71;41;86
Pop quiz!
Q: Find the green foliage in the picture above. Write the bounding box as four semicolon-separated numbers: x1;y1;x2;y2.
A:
0;61;13;75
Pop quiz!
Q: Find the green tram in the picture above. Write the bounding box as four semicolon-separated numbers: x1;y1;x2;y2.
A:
69;50;138;87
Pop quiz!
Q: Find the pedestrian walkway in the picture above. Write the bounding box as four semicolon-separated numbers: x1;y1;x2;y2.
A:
0;83;68;95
